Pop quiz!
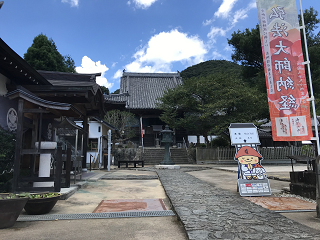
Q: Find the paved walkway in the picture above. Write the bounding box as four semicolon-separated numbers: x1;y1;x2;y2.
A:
3;165;320;239
156;168;320;240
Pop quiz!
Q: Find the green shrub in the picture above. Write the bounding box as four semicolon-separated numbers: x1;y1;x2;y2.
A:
210;136;230;147
0;127;15;192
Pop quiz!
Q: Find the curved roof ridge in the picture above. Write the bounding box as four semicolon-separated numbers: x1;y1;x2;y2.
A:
122;72;180;77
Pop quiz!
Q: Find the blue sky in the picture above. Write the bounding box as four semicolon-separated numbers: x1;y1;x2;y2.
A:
0;0;319;92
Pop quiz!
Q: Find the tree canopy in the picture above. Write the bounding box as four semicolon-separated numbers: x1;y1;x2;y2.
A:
24;34;76;73
100;86;109;95
227;7;320;111
158;72;269;141
104;110;138;143
181;60;241;79
112;89;120;94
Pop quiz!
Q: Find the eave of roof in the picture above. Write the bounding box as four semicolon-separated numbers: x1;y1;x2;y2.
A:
6;87;84;117
0;38;51;86
38;70;101;95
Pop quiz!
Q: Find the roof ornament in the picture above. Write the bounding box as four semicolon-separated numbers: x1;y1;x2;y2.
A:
0;1;4;9
123;69;126;73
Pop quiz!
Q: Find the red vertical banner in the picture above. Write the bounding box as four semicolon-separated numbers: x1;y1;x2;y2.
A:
256;0;313;141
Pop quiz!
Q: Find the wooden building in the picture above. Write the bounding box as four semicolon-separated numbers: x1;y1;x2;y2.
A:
0;38;106;192
104;72;187;147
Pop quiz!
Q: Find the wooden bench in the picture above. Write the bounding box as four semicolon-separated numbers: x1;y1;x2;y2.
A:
118;160;144;168
287;155;315;172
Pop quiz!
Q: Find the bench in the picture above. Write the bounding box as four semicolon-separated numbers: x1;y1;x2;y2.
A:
118;160;144;168
287;155;315;172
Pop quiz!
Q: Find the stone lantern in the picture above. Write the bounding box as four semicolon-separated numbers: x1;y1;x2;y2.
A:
160;125;175;165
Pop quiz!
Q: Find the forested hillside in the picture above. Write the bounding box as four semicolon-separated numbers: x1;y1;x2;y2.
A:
180;60;241;80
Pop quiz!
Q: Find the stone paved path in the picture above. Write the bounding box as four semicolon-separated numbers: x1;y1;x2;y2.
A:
156;169;320;240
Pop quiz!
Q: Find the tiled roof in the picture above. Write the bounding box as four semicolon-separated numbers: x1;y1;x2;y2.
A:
105;72;182;109
104;93;129;104
38;70;101;94
258;129;272;137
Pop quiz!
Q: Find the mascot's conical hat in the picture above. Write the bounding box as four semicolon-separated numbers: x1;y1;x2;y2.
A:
235;146;262;159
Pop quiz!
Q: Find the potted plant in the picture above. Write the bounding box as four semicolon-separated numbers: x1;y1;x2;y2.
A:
0;193;28;229
19;192;61;215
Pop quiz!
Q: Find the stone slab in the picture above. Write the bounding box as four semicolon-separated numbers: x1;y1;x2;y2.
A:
93;198;167;213
244;197;316;211
155;165;180;169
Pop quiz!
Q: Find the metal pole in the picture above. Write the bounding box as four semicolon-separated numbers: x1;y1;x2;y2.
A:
99;136;102;170
90;154;92;172
299;0;320;218
140;117;144;153
299;0;320;154
75;129;78;157
108;129;111;172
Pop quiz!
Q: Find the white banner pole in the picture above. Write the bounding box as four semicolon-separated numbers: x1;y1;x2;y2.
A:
108;129;111;172
299;0;320;218
299;0;320;155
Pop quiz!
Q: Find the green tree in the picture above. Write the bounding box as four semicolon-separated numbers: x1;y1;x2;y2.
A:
104;110;138;143
181;60;241;79
228;7;320;111
24;34;76;73
112;89;120;94
100;86;109;95
299;7;320;47
158;73;269;142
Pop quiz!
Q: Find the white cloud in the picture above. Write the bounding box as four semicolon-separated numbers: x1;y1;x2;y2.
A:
231;1;256;25
249;1;257;9
113;70;123;80
130;0;158;9
61;0;79;7
203;18;214;26
214;0;238;18
224;44;232;52
207;27;228;41
206;1;257;43
113;29;207;78
211;50;227;60
76;56;113;89
232;9;248;25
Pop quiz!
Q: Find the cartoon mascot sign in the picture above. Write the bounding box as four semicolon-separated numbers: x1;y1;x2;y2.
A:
235;146;267;180
229;123;271;197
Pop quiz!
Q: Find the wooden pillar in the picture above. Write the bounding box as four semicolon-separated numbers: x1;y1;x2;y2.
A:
12;99;24;192
82;116;88;169
54;144;62;192
65;144;72;188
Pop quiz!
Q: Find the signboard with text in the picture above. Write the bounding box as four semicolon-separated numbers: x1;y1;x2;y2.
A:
238;179;271;197
229;123;272;197
256;0;313;141
229;123;260;145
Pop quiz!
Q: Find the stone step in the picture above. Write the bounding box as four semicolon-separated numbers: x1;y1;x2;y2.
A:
142;148;189;164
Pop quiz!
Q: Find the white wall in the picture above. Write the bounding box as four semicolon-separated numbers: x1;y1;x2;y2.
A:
188;135;216;144
76;120;109;166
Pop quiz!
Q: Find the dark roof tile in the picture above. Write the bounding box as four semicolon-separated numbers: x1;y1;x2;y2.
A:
105;72;182;109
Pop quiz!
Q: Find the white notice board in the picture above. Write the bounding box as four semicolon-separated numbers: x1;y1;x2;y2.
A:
229;123;260;145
